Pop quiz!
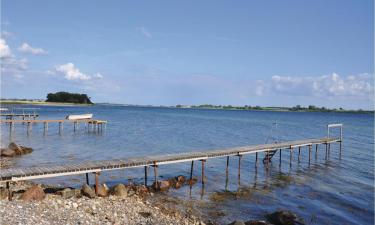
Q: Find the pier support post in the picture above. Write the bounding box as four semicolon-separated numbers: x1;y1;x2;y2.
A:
238;154;242;185
289;147;293;168
339;141;342;158
153;164;158;189
255;152;258;167
298;147;301;162
95;172;100;195
86;173;89;185
315;144;318;158
190;161;194;181
59;122;63;133
225;157;229;190
27;122;31;135
6;182;12;201
144;166;148;186
200;159;206;185
328;143;331;157
74;122;77;132
308;145;312;164
325;144;328;160
279;149;282;166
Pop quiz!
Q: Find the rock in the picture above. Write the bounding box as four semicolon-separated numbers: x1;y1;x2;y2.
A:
1;148;16;157
135;185;149;196
229;221;246;225
8;142;23;155
20;146;33;154
58;188;81;199
97;183;109;197
174;181;183;189
153;180;170;191
139;211;152;218
81;184;96;198
187;177;198;186
176;175;186;183
245;220;269;225
20;185;45;201
265;210;304;225
0;187;9;200
111;184;127;197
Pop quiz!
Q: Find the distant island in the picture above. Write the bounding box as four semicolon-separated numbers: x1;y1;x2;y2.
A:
175;104;373;114
46;92;93;104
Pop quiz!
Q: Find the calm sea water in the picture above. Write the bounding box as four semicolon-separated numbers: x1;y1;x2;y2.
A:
1;105;374;224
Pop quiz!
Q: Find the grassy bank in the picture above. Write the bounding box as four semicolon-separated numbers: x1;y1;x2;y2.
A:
0;100;93;106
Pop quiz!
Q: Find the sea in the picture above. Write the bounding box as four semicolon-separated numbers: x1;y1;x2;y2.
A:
1;105;374;224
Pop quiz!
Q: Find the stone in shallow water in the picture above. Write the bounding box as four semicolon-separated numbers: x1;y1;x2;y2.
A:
1;149;16;157
97;183;109;197
228;220;246;225
265;210;304;225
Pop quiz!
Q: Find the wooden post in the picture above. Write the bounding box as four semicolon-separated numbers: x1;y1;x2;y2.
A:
279;149;282;166
74;122;77;132
308;145;312;164
325;143;328;160
27;122;31;134
86;173;89;185
328;143;331;157
190;161;194;181
298;147;301;162
201;160;206;185
95;172;99;195
290;147;293;167
339;141;342;158
144;166;148;186
315;144;318;158
153;164;158;189
6;182;12;201
59;122;63;133
238;154;242;184
225;157;229;190
255;152;258;167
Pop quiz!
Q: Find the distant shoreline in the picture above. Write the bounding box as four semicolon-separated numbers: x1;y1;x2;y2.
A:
0;100;93;106
0;100;372;114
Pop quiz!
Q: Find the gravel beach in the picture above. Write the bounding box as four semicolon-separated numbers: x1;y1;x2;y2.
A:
0;182;204;225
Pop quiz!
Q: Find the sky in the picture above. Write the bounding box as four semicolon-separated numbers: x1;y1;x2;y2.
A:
0;0;374;109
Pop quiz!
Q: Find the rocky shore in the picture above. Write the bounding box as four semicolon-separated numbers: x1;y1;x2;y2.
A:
0;181;204;225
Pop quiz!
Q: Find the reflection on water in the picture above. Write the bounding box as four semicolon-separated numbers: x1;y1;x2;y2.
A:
0;105;373;225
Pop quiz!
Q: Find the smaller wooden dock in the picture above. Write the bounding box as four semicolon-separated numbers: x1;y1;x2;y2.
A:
0;119;107;134
0;113;39;120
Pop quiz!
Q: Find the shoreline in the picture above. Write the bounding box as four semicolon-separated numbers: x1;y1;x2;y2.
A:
0;101;93;107
0;180;204;225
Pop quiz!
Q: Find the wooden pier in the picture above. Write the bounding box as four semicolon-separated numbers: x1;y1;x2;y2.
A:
0;113;39;120
0;119;107;134
0;124;343;199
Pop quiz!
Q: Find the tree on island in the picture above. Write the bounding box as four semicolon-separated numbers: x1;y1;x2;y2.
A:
46;92;93;104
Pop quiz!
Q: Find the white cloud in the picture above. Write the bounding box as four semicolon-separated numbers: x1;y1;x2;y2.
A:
0;38;12;58
94;73;103;79
267;73;374;100
54;63;104;82
18;43;48;55
1;31;13;38
55;63;91;81
136;27;152;38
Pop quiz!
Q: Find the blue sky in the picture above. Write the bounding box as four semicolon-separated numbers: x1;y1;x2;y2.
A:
1;0;374;109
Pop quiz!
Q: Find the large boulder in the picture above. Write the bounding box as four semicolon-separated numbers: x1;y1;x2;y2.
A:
8;142;23;155
20;185;45;201
265;210;304;225
134;185;149;196
81;184;96;198
176;175;186;183
187;177;198;186
1;148;16;157
97;183;109;197
111;184;127;197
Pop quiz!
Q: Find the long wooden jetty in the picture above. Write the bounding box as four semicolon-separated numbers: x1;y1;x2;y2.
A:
0;124;342;200
0;119;107;133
